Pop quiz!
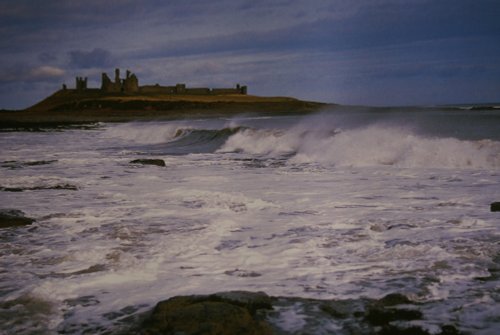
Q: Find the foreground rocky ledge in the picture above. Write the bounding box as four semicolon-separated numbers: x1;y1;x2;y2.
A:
123;291;464;335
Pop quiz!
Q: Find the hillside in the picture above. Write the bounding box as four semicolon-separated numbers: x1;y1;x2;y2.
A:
0;89;327;127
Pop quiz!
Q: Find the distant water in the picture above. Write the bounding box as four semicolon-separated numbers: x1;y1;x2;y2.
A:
1;106;499;334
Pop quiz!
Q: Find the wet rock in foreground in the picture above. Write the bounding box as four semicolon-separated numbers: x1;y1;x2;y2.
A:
133;291;465;335
141;291;273;335
491;202;500;212
130;159;166;167
0;209;35;228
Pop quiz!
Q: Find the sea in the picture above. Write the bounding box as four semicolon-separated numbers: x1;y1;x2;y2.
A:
1;105;499;334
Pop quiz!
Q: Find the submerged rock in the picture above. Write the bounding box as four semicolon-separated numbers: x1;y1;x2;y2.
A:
141;291;273;335
1;160;57;169
0;209;35;228
0;183;78;192
130;159;166;167
491;202;500;212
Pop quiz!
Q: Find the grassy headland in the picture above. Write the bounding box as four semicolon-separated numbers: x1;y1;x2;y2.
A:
0;89;327;128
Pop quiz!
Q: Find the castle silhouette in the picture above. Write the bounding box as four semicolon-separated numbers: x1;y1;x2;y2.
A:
69;69;247;95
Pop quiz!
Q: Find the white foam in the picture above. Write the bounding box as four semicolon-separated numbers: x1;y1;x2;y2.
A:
2;116;500;333
101;122;194;144
292;125;500;169
220;121;500;169
218;128;299;155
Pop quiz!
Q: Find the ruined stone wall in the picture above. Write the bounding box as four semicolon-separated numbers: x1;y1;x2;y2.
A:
100;69;139;93
101;73;120;92
185;88;211;95
75;76;87;91
123;73;139;93
98;68;247;95
211;88;241;95
139;85;176;94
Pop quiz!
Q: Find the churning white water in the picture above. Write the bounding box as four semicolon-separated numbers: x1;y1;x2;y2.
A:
1;108;499;334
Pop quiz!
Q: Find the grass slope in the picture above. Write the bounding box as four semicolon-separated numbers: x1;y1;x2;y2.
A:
1;89;327;127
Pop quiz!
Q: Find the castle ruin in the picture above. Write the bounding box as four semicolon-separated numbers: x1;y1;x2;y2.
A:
75;76;87;91
68;68;247;95
101;69;139;93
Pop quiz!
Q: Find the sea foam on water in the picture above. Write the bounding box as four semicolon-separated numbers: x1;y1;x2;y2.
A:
1;108;499;334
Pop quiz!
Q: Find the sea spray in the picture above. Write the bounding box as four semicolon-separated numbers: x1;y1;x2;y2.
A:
218;112;500;169
102;121;195;144
289;125;500;169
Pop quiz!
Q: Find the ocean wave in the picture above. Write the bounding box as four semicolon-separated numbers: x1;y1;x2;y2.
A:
290;125;500;169
219;122;500;169
102;122;195;144
102;121;244;154
102;115;500;169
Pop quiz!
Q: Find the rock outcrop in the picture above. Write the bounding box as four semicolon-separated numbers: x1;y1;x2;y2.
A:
130;159;166;167
141;291;273;335
0;209;35;228
135;291;464;335
491;202;500;212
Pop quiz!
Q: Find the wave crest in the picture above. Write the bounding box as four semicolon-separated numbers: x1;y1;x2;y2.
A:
102;122;194;144
220;124;500;169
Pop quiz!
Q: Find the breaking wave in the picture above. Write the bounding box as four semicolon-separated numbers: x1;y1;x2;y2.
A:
102;115;500;169
102;122;196;144
218;121;500;170
102;121;244;154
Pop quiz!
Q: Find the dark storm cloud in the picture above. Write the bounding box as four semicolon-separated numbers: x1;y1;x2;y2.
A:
130;0;500;60
1;0;500;108
38;52;58;63
68;48;115;69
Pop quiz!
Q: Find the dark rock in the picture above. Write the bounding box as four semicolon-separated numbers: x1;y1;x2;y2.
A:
365;293;422;327
491;202;500;212
141;291;273;335
378;293;411;306
224;269;262;277
0;187;24;192
130;159;166;167
133;291;468;335
320;302;350;319
210;291;273;314
439;325;463;335
0;183;78;192
378;325;430;335
0;209;35;228
1;160;57;169
365;307;422;326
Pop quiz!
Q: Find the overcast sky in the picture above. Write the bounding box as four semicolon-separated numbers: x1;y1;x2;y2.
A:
1;0;500;109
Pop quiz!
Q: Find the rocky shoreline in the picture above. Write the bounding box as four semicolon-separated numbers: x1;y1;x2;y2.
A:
118;290;464;335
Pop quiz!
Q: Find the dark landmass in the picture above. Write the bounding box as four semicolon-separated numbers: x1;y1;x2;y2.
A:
0;209;35;229
0;89;327;129
130;159;166;167
491;202;500;212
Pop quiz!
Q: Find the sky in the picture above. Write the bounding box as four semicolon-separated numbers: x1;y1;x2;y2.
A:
1;0;500;109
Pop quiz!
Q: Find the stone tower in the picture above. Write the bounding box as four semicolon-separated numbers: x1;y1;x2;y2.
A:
123;70;139;93
101;68;139;93
75;76;87;91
